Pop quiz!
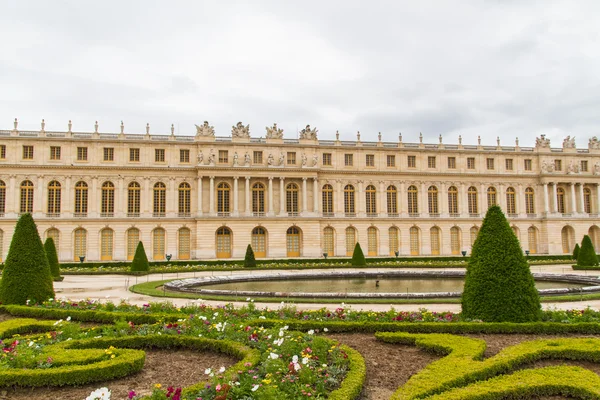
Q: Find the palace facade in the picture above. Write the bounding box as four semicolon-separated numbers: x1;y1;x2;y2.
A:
0;119;599;262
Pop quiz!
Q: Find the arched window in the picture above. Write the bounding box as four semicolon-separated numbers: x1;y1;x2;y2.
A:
528;226;538;254
589;226;600;249
428;186;439;215
74;181;88;216
561;226;574;254
128;182;141;216
20;180;34;213
251;227;267;258
252;183;265;214
178;227;191;259
467;186;478;214
430;227;441;255
217;182;230;214
450;226;461;255
0;180;5;216
216;227;232;258
178;182;191;216
512;226;520;242
409;226;420;255
344;185;355;215
46;228;60;256
100;228;114;261
556;188;565;214
286;226;302;257
386;185;397;215
365;185;377;216
470;226;479;247
153;228;166;260
101;181;115;217
584;188;592;214
448;186;458;215
73;228;87;261
153;182;166;217
47;180;61;215
407;185;418;216
345;226;356;256
322;184;333;215
126;228;140;260
388;226;399;256
506;187;516;215
286;183;299;214
525;187;535;214
323;227;334;257
367;226;378;256
487;187;497;208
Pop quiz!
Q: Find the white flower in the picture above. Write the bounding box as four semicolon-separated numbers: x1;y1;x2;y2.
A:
28;341;34;347
322;363;327;367
279;330;284;337
219;366;226;373
269;352;279;359
294;362;301;371
323;328;329;332
66;316;71;322
258;316;266;320
26;300;30;305
205;368;212;375
53;319;63;326
302;357;309;365
85;387;111;400
252;384;259;391
199;316;207;321
307;330;314;335
292;355;299;363
48;298;54;302
246;297;251;301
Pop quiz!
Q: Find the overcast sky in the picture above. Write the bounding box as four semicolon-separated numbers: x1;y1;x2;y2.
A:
2;1;600;146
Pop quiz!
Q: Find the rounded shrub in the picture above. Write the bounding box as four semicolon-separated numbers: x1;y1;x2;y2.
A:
0;213;55;305
461;205;541;322
44;237;61;280
130;242;149;272
573;243;580;260
244;244;256;268
351;243;366;266
577;235;598;267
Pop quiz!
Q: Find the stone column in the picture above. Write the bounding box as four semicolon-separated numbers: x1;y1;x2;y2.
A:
90;176;98;217
196;176;203;217
480;183;486;213
597;184;600;214
7;175;15;216
420;182;427;215
268;177;274;216
337;180;343;216
245;177;251;216
313;178;319;214
143;177;150;215
579;183;585;214
399;181;405;217
543;183;549;215
302;178;307;215
570;183;576;214
233;177;239;216
209;176;215;214
440;182;447;216
278;177;284;215
65;176;72;218
168;177;176;216
358;180;364;216
460;182;468;217
35;175;44;216
552;183;558;213
518;184;526;217
379;181;385;216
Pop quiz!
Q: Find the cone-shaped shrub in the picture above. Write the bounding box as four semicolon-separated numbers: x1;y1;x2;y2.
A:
461;206;540;322
130;241;149;272
244;244;256;268
44;237;61;280
0;213;55;305
573;243;580;260
577;235;599;267
351;243;366;266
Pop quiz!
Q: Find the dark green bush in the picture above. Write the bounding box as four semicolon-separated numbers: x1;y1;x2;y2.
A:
244;244;256;268
577;235;599;267
0;214;55;305
573;243;580;260
461;205;541;322
351;243;366;266
130;242;149;272
44;237;61;280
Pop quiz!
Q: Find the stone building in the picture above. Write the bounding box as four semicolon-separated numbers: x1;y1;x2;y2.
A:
0;119;599;261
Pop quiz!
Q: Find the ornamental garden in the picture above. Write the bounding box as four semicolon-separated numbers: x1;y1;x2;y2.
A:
1;208;600;399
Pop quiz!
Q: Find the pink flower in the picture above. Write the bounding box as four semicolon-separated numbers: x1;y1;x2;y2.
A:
216;384;222;391
128;390;137;399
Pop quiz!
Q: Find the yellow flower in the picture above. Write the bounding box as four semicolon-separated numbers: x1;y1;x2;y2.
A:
154;383;162;389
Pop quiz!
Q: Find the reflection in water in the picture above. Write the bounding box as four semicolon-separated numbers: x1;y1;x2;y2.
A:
200;278;583;294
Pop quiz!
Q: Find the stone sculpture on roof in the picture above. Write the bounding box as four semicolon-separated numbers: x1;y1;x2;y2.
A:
535;134;550;148
299;124;318;140
232;121;250;138
563;135;576;149
266;123;284;139
589;137;600;149
195;121;215;137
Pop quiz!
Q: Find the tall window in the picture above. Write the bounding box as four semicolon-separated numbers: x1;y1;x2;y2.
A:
23;145;34;160
129;148;140;162
561;226;572;254
365;185;377;215
20;180;34;213
554;160;562;171
407;155;416;168
344;154;353;166
178;182;191;216
178;227;191;259
322;184;333;215
581;160;589;172
345;227;356;256
365;154;375;167
286;183;299;214
217;182;230;213
73;228;87;261
344;185;355;215
470;226;479;246
467;186;478;214
486;158;494;170
447;157;456;169
100;228;113;261
50;146;61;160
487;187;497;208
252;183;265;214
218;150;228;164
467;157;475;169
0;180;5;215
153;182;166;216
286;226;301;257
430;227;440;255
367;227;378;256
387;185;397;215
388;226;399;256
287;152;296;165
428;186;439;214
103;147;114;161
0;144;5;159
216;227;232;258
0;229;3;262
128;182;141;216
387;155;396;167
179;149;190;163
77;147;88;161
448;186;458;215
153;228;166;260
556;188;565;213
450;226;461;255
251;227;267;257
46;228;60;255
524;159;532;171
528;227;538;254
155;149;165;162
253;151;263;164
101;181;115;216
47;180;61;215
584;188;592;213
407;185;418;215
427;156;436;168
74;181;88;216
126;228;140;260
525;187;535;214
323;227;334;256
505;159;513;171
409;226;420;255
506;187;516;214
322;153;332;166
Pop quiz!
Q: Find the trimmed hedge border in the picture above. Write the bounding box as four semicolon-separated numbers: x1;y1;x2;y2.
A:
0;318;56;339
328;344;366;400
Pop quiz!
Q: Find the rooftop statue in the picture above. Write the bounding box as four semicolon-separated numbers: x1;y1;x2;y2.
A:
232;121;250;138
589;136;600;150
563;135;576;149
299;124;318;140
535;134;550;148
195;121;215;137
266;123;284;139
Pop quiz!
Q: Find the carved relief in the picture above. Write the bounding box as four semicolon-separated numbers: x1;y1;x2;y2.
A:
195;121;215;137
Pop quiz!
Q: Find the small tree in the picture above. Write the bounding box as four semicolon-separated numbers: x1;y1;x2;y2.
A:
351;243;366;266
0;213;55;305
461;206;540;322
244;244;256;268
44;237;62;281
577;235;599;267
130;242;149;272
573;243;581;260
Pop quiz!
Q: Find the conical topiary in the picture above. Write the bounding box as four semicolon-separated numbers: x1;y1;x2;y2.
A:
44;237;61;280
351;242;366;266
244;244;256;268
573;243;581;260
130;241;149;272
0;214;55;305
461;205;541;322
577;235;599;267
